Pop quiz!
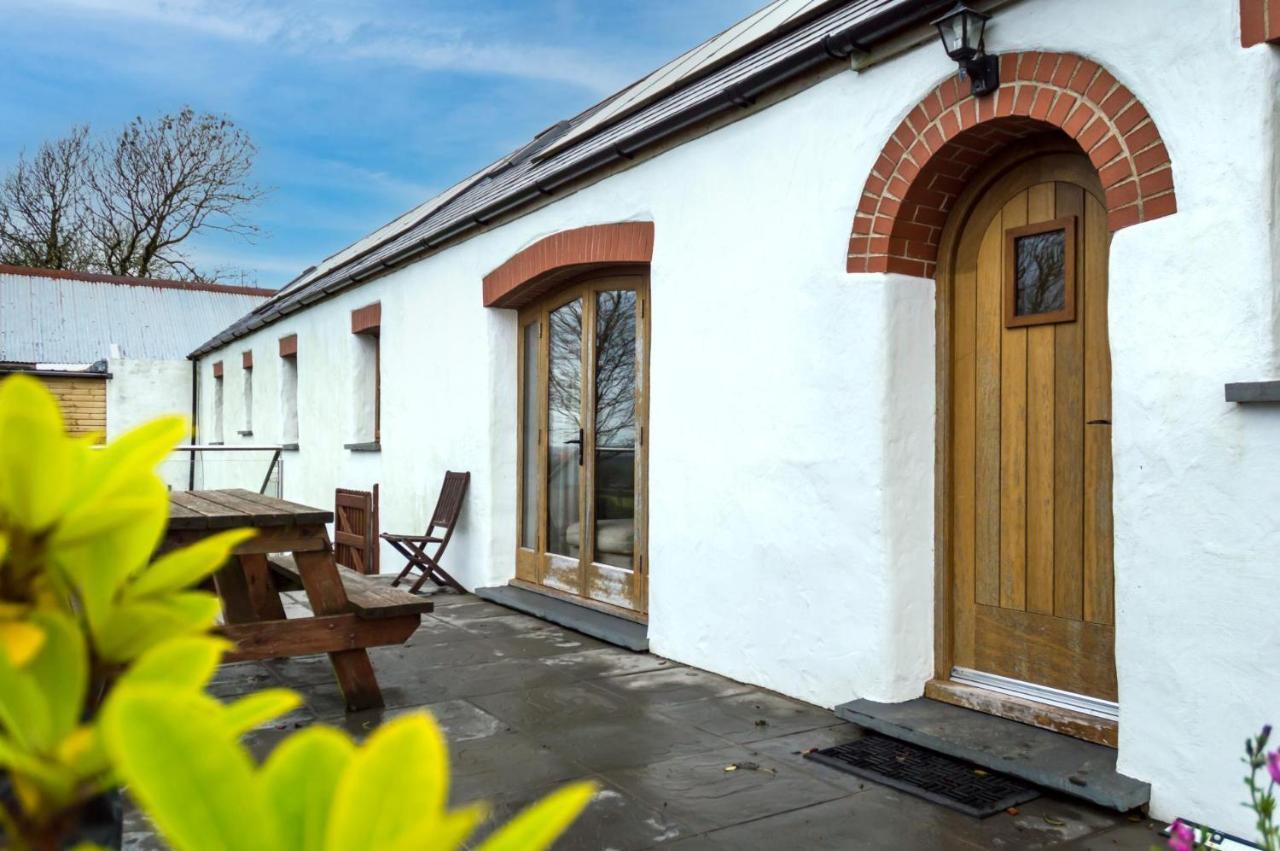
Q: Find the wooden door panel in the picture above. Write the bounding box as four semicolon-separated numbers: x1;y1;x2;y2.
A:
950;210;979;668
1025;182;1057;615
974;205;1004;610
973;604;1117;700
1053;184;1087;620
948;152;1114;714
998;192;1028;612
1082;192;1115;626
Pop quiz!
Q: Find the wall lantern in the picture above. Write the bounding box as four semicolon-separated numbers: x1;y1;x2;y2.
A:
932;3;1000;97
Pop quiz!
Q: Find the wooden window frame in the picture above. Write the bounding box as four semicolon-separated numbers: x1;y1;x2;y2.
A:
514;271;650;620
1004;216;1077;329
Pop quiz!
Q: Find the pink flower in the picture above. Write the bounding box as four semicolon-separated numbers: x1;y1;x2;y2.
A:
1168;819;1195;851
1268;751;1280;785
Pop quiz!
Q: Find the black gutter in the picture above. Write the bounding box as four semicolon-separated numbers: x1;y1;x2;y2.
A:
190;0;948;358
188;357;198;491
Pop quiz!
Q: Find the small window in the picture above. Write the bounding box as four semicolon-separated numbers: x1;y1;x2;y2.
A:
240;351;254;436
280;352;299;446
213;368;225;444
350;304;381;447
1004;216;1076;328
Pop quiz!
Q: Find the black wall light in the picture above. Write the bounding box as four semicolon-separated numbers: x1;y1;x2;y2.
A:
933;3;1000;97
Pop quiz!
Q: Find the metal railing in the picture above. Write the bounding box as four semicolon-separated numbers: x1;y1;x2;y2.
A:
163;445;284;496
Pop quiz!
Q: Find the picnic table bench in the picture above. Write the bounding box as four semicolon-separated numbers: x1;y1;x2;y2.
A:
163;488;433;711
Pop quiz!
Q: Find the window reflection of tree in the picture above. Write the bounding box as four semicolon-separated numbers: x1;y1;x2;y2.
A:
546;300;582;556
547;300;582;436
544;290;640;548
1016;232;1066;315
594;290;637;524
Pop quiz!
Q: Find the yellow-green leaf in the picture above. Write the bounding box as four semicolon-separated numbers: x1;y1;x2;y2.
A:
0;376;75;532
116;636;230;694
222;689;302;736
0;625;52;751
0;733;68;790
93;592;222;663
324;714;449;849
24;611;87;745
387;803;488;851
62;415;187;519
51;476;170;626
260;727;355;851
476;782;597;851
0;621;44;667
102;688;274;851
129;529;255;597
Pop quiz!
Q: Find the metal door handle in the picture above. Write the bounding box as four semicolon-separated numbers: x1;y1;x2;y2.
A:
564;428;584;465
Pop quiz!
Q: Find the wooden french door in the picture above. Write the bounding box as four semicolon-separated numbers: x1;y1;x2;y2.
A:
515;273;649;619
936;151;1117;744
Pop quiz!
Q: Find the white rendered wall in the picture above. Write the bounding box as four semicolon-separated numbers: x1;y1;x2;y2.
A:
106;357;194;490
195;0;1280;833
106;357;192;440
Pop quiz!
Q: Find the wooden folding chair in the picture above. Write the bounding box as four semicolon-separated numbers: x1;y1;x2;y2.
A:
382;471;470;594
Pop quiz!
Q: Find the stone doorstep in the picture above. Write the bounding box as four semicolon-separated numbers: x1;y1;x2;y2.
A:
473;585;648;652
834;697;1151;812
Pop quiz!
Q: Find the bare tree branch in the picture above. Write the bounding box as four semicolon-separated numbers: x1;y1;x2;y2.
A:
0;108;266;283
0;126;93;269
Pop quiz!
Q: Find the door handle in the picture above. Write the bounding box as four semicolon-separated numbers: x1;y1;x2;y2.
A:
564;428;584;465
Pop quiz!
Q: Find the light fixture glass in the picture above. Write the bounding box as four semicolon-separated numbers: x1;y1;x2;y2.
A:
931;3;999;97
933;3;989;63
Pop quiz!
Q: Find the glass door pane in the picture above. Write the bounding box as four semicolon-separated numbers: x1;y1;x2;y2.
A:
519;320;539;550
592;290;637;570
546;298;583;559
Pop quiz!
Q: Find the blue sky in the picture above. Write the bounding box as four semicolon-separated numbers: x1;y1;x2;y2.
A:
1;0;760;287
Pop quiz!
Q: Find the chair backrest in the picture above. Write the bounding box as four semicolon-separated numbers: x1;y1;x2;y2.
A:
335;486;378;575
429;471;470;533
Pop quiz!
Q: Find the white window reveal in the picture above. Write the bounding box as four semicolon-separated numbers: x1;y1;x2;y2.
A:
212;361;225;444
239;350;254;436
279;334;299;446
347;303;381;451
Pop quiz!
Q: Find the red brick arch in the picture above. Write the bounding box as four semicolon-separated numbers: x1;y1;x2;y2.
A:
846;52;1176;278
483;221;654;307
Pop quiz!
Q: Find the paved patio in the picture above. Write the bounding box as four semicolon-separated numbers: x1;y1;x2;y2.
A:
126;591;1166;849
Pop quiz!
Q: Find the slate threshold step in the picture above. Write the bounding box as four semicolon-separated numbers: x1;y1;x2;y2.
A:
834;697;1150;812
474;585;648;651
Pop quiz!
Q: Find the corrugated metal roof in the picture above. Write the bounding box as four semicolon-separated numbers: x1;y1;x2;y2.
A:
193;0;947;357
0;268;272;363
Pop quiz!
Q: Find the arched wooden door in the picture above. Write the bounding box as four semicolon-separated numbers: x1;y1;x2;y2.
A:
935;150;1117;745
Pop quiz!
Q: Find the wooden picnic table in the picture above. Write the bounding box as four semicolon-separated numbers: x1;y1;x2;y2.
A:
164;488;431;711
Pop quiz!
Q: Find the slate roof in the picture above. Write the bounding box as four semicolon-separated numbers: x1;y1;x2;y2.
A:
191;0;949;357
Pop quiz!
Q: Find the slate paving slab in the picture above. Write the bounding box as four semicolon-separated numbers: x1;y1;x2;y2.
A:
591;666;756;707
604;744;848;834
122;592;1169;850
531;714;732;773
468;779;688;851
468;681;654;731
658;688;847;744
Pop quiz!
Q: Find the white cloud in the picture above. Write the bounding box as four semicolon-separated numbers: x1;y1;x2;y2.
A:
11;0;629;93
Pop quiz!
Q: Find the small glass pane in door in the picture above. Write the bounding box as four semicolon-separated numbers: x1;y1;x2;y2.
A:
1014;229;1067;316
520;320;539;549
546;299;582;558
592;290;637;569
